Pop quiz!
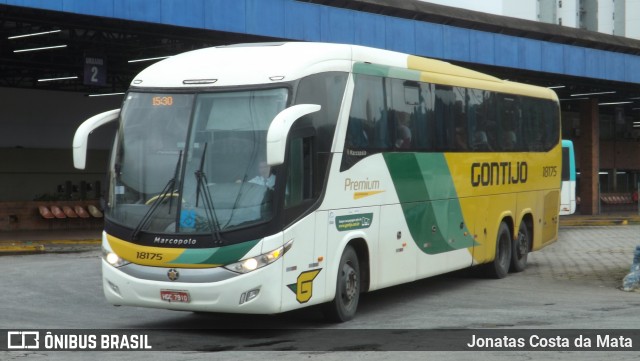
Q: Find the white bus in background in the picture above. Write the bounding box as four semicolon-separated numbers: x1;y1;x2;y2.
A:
560;139;576;215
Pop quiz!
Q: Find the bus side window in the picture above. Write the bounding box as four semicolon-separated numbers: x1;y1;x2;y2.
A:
342;74;388;170
285;136;314;208
415;82;435;150
390;79;422;151
498;96;521;151
434;85;467;151
434;85;454;151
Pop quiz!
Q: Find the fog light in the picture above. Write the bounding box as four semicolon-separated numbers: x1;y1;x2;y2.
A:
239;288;260;305
107;280;120;295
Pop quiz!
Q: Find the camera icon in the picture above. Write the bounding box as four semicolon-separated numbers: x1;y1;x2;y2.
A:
7;331;40;349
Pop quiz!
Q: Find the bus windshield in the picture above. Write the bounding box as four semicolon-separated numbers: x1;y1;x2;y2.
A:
109;88;289;235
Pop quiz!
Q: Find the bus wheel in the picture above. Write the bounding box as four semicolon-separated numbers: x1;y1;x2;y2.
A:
322;245;360;322
485;222;512;279
510;221;530;273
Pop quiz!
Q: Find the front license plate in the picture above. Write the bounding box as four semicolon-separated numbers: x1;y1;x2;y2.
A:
160;290;190;303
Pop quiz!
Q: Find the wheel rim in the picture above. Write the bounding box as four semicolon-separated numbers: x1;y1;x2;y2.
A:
340;261;358;307
515;230;529;259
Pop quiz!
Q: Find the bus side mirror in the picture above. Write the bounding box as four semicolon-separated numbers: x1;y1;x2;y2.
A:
266;104;321;166
73;109;120;169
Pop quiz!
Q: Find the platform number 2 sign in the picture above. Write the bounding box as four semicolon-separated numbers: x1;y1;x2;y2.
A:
84;56;106;86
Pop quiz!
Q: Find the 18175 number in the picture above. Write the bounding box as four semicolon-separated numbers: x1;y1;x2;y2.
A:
136;252;163;261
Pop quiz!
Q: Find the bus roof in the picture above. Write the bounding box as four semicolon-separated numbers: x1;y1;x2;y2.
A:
131;42;558;101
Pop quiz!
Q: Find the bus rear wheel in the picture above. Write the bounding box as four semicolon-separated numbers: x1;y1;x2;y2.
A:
485;222;512;279
322;245;360;323
510;221;530;273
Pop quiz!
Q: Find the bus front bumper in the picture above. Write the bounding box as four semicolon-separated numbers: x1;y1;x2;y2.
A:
101;259;283;314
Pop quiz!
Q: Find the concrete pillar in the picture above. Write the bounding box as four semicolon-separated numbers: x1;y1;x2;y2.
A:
579;98;600;215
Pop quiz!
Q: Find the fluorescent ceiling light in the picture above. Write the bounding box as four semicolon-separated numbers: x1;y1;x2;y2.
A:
128;56;171;63
560;98;588;101
547;85;565;89
570;91;615;97
88;92;125;97
598;101;633;106
14;44;67;53
38;76;78;82
8;29;61;39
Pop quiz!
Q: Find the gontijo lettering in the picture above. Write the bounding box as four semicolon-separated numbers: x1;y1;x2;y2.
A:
471;161;528;187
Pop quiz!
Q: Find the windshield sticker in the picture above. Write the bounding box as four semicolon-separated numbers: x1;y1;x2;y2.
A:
180;209;197;228
335;213;373;231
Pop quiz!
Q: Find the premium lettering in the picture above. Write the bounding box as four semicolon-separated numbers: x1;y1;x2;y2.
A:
344;177;380;191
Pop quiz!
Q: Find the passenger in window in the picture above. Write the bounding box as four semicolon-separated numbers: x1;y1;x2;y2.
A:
472;131;492;151
455;126;468;150
395;111;412;149
237;161;275;190
503;131;517;151
248;161;275;190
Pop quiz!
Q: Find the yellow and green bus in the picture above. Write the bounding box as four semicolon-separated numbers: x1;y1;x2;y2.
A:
74;42;561;322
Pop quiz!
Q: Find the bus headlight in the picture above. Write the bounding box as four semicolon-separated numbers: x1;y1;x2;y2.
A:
102;247;130;268
224;240;292;274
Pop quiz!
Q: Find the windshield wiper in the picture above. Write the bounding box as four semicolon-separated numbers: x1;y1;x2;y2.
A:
194;142;223;242
131;150;182;241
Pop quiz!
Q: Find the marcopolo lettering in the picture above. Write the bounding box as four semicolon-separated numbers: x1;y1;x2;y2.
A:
471;161;528;187
153;237;197;246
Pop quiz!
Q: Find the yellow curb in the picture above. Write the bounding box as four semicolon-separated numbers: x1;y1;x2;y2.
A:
42;239;101;245
0;244;45;253
0;239;100;245
560;219;630;227
0;239;100;254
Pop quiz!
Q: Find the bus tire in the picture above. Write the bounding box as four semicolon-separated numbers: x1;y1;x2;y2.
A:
322;245;360;323
510;221;530;273
485;222;512;279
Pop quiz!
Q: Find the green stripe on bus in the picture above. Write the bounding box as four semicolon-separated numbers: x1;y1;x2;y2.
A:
170;239;260;266
353;62;421;81
383;153;477;255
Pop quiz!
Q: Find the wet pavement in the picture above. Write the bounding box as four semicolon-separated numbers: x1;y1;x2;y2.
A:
529;226;639;288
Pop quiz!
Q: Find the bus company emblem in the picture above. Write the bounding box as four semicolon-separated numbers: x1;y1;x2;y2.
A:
167;268;180;281
287;269;322;303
